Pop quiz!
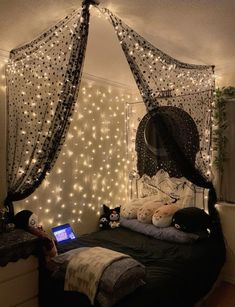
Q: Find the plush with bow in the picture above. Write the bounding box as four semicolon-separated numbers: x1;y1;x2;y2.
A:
99;204;121;229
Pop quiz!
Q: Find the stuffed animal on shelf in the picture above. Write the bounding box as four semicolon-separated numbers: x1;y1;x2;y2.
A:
152;204;180;227
14;209;39;230
172;207;211;234
99;204;121;229
137;202;163;224
14;210;57;259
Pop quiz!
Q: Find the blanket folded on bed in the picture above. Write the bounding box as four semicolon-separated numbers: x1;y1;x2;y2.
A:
97;257;145;307
53;247;146;307
64;247;130;304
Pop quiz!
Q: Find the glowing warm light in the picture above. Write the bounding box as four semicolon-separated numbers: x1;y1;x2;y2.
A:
17;80;137;229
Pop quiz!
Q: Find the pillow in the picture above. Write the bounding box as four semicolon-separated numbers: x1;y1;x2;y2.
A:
139;170;182;203
140;170;170;199
120;217;199;244
135;169;209;211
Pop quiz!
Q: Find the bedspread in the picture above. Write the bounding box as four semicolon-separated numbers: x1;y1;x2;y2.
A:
40;227;225;307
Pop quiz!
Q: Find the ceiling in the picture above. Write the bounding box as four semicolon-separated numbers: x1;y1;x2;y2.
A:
0;0;234;87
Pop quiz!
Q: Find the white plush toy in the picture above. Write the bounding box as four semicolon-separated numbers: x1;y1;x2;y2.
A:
137;201;164;224
121;195;162;220
152;204;180;227
121;198;144;219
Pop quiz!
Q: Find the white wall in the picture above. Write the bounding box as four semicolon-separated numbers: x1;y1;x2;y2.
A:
0;51;7;207
216;203;235;284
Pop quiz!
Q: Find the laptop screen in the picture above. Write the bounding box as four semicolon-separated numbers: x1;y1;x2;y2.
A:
52;223;76;244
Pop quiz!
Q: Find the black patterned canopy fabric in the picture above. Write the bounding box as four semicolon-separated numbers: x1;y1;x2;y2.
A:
136;106;200;178
5;1;91;216
102;8;215;179
101;8;222;231
5;2;218;226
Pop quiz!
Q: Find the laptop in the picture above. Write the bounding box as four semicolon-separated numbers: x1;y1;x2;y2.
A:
51;223;77;245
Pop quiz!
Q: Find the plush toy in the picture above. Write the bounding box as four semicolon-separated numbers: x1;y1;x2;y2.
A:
152;204;180;227
137;202;163;224
14;210;57;260
172;207;211;233
99;204;121;229
121;198;146;219
14;209;39;230
99;215;110;230
109;206;121;228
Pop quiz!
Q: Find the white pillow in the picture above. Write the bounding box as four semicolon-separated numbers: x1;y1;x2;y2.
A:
135;169;209;210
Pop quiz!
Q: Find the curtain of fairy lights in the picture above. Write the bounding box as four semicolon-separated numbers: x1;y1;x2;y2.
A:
102;8;215;180
5;1;92;216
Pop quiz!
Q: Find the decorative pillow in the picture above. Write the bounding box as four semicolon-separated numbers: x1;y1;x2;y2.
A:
140;170;169;199
140;170;182;203
172;207;211;234
134;169;209;211
137;202;163;224
152;204;180;228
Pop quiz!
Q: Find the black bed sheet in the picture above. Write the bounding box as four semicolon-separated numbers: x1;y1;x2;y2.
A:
39;227;225;307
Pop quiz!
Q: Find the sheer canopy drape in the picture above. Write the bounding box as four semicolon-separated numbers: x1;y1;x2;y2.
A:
101;9;221;233
5;1;91;217
5;2;218;230
102;8;215;180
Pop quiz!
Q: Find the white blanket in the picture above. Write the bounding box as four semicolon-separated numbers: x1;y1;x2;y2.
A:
64;247;130;304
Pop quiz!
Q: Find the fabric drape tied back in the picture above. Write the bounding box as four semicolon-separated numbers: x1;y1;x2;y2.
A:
5;1;93;218
102;8;215;180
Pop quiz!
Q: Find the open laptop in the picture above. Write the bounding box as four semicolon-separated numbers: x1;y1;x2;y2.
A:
51;223;77;245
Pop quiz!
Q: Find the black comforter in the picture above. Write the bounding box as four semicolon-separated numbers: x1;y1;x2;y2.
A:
39;227;225;307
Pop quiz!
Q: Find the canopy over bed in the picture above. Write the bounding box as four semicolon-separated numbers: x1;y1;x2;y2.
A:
4;2;226;306
5;0;218;232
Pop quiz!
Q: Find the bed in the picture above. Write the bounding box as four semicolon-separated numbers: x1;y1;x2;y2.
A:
39;107;225;307
39;222;225;307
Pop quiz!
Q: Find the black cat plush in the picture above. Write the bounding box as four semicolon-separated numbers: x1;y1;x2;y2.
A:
99;204;121;230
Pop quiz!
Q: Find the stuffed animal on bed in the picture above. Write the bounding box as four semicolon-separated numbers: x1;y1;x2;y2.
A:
172;207;211;234
99;215;110;230
152;204;180;227
137;202;164;224
121;198;147;219
99;204;121;229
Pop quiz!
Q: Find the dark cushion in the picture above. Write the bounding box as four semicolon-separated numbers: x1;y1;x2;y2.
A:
172;207;211;234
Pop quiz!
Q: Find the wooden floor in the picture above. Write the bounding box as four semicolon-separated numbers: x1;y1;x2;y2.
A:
202;282;235;307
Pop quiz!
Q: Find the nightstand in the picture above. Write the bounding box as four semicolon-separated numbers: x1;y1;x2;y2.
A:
0;229;39;307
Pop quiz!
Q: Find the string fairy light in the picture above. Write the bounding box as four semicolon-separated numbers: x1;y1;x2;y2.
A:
7;4;214;234
15;79;138;232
